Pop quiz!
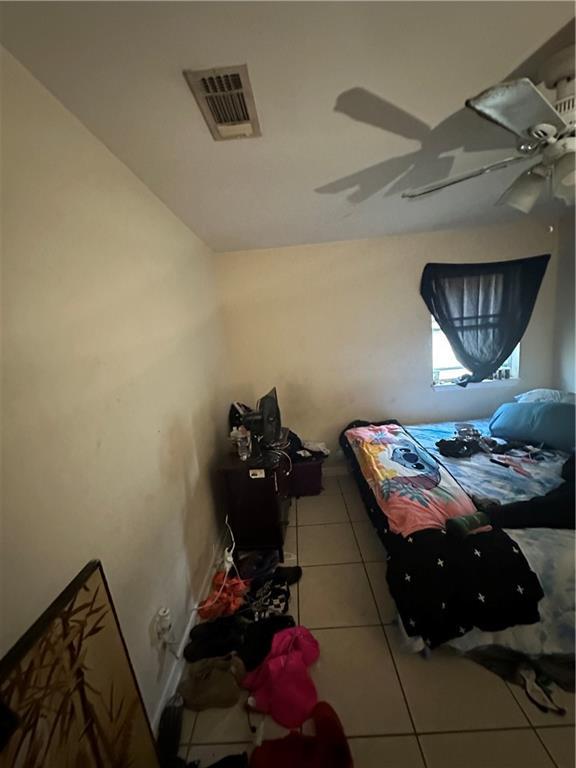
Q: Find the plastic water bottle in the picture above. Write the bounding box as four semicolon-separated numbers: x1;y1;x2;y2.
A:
237;427;251;461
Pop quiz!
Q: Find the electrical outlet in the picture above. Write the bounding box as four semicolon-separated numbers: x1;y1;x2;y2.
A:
224;547;235;573
155;607;172;643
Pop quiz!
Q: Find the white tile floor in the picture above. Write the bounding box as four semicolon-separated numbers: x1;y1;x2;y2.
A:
179;477;575;768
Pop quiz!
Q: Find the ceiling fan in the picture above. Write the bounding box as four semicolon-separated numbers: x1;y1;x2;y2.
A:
402;44;576;212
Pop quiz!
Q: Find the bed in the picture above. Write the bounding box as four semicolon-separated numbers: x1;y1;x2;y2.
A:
339;418;575;657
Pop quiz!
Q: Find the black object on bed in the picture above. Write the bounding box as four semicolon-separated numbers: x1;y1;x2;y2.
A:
339;420;544;648
480;453;575;530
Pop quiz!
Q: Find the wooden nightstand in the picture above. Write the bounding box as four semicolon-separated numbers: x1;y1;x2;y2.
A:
221;453;291;561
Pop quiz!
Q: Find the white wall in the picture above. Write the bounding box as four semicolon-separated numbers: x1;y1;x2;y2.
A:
554;208;575;392
0;50;227;716
217;219;558;459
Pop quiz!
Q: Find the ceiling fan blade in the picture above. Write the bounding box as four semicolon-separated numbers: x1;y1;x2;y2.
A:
401;155;531;199
466;78;567;140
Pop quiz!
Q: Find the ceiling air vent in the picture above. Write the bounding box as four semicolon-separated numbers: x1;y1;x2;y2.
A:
183;65;261;141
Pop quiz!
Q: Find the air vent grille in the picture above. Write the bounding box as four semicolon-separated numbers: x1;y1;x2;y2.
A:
183;65;261;141
201;74;250;125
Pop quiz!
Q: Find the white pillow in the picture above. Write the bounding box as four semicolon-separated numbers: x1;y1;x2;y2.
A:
514;389;575;404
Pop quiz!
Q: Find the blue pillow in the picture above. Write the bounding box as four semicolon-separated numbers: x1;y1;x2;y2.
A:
489;401;575;452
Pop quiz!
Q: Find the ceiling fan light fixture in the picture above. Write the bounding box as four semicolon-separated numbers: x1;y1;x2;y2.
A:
553;148;576;204
498;169;546;214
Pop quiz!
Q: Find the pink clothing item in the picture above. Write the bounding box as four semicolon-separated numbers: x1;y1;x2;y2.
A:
242;627;320;729
346;423;476;537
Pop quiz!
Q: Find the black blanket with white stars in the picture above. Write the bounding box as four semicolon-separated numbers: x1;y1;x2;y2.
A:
385;526;543;648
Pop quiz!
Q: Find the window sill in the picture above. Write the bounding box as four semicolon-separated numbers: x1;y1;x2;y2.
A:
432;379;520;392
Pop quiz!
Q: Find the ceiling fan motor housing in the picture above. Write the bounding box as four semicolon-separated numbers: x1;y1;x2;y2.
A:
529;123;559;141
555;77;575;121
539;44;575;129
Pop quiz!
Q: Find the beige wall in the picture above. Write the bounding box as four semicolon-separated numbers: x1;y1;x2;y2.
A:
554;208;575;392
1;42;569;726
0;50;227;716
217;219;558;460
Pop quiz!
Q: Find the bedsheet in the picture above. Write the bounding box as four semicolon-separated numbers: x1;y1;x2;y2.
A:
407;419;567;503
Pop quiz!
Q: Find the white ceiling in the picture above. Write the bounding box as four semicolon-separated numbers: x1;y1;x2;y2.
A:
1;2;573;251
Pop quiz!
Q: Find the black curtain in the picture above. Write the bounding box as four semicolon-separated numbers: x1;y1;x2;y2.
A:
420;254;550;386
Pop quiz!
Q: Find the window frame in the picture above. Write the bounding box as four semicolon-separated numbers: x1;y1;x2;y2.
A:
431;317;520;388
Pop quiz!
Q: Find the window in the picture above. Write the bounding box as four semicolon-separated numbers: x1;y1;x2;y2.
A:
432;318;519;386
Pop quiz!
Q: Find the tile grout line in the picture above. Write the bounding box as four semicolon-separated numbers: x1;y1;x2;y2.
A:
415;724;562;737
295;497;300;625
504;677;559;768
301;559;364;568
298;520;353;527
502;677;546;763
184;711;198;762
345;498;431;768
306;622;387;630
185;722;553;749
532;725;562;768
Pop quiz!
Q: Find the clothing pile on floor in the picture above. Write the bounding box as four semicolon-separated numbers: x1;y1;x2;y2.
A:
184;703;352;768
158;553;352;768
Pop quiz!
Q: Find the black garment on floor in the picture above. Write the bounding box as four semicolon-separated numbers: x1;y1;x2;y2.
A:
468;646;574;690
272;566;303;586
467;646;574;714
184;616;244;663
486;454;575;530
237;614;295;671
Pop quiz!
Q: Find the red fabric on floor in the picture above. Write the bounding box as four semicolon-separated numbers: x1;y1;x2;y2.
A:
198;571;249;620
249;701;353;768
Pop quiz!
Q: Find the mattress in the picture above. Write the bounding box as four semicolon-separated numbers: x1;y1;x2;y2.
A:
341;418;575;656
407;419;575;656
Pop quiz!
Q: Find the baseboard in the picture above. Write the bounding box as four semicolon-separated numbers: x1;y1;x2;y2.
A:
151;531;226;733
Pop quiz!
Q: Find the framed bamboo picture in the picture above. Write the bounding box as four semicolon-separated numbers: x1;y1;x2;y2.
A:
0;560;159;767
